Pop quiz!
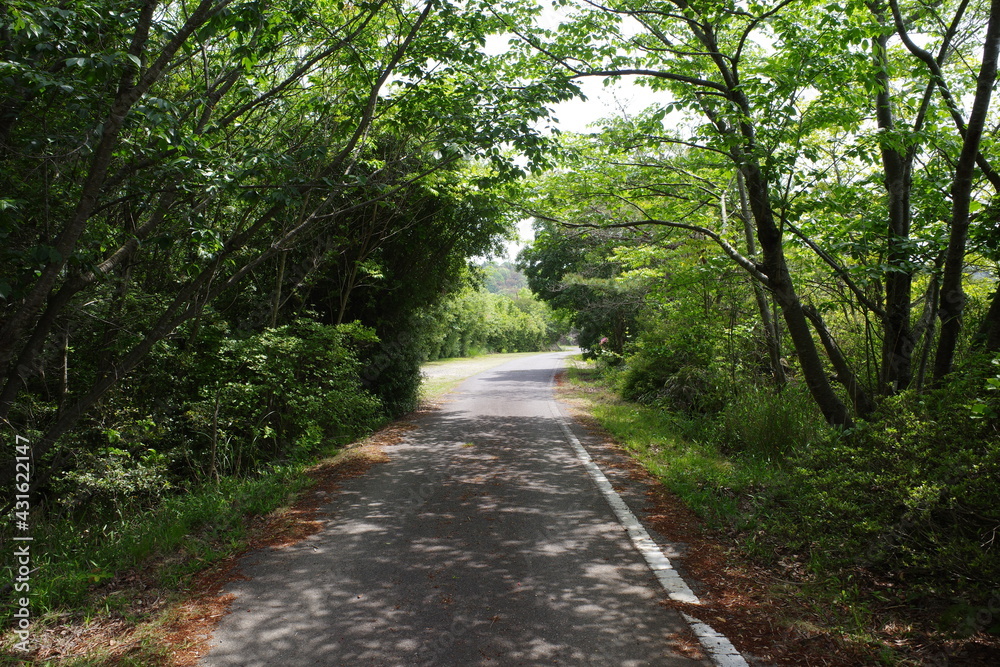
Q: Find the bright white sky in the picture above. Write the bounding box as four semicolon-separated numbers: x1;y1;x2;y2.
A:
549;77;660;133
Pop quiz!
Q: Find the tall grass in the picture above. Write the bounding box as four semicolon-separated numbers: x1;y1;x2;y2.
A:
720;383;830;461
568;363;792;529
565;354;1000;663
1;467;308;625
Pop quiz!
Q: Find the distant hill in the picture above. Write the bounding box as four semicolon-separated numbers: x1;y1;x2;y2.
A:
480;261;528;295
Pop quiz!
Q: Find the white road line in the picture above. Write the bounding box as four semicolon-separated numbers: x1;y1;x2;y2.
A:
549;363;748;667
550;412;700;604
682;613;750;667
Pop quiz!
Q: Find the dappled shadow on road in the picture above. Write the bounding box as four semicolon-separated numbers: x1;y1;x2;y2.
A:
202;358;704;667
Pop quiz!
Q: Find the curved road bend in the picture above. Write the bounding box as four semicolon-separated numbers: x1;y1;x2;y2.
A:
202;351;713;666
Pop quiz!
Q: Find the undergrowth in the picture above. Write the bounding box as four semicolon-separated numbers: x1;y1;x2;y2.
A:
0;464;311;661
564;356;1000;662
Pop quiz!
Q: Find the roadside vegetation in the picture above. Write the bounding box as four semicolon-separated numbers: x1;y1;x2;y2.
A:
565;356;1000;661
0;0;571;655
508;0;1000;660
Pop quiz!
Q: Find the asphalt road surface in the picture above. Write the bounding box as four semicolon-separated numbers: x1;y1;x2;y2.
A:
201;351;711;666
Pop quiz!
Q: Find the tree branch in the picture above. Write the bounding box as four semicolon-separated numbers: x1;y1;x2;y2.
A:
545;215;771;285
784;219;886;318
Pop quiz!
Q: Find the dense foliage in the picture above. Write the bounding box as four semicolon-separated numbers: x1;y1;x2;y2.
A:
417;282;564;359
2;0;1000;653
481;261;529;294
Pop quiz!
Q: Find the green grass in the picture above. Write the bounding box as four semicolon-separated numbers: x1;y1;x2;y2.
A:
564;359;787;531
0;465;309;629
563;356;1000;662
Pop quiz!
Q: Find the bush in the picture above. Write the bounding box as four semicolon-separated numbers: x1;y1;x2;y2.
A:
54;446;172;520
416;286;556;360
614;297;745;414
720;383;829;460
361;325;424;416
618;331;727;413
183;319;385;476
773;361;1000;600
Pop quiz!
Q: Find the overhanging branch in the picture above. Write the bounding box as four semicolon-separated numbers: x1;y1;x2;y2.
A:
543;215;771;285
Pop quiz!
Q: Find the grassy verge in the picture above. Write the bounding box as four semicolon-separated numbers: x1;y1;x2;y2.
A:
7;467;307;619
561;357;786;532
0;464;311;665
561;356;999;665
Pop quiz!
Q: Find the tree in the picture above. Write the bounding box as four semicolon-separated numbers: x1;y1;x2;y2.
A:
518;217;647;356
507;0;858;423
0;0;575;491
932;0;1000;379
508;0;1000;423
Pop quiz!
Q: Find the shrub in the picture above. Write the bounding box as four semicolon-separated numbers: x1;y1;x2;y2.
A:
615;303;735;413
774;361;1000;600
720;383;830;460
52;446;173;520
183;319;385;476
361;327;424;416
619;351;727;414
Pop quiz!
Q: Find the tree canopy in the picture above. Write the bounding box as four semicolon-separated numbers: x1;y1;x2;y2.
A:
0;0;577;485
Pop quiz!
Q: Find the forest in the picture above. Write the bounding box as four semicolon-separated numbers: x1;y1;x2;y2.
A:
2;0;999;661
0;0;565;643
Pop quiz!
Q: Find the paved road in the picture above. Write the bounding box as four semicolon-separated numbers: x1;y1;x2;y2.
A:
202;352;709;666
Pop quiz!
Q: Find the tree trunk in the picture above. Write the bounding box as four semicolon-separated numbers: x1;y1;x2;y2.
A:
933;0;1000;380
871;26;915;393
803;304;875;418
737;172;784;387
913;271;941;390
974;284;1000;352
691;12;852;426
741;162;853;426
271;250;287;328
